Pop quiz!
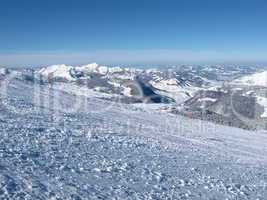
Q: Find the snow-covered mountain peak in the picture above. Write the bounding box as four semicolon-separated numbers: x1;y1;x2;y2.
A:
38;64;74;81
83;62;98;68
98;66;108;75
78;63;99;73
38;63;107;80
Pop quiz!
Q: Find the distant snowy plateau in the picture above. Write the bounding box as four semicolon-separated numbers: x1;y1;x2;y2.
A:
0;64;267;199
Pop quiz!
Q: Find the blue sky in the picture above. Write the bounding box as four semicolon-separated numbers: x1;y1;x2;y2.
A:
0;0;267;66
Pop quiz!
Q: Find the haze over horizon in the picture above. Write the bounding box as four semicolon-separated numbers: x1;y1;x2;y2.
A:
1;0;267;67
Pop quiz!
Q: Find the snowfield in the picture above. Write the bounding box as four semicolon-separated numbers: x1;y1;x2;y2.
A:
233;71;267;87
0;74;267;199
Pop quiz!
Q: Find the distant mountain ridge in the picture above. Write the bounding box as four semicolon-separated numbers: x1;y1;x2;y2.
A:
1;64;266;129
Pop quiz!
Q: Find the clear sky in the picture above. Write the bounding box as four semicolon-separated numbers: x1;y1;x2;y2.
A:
0;0;267;66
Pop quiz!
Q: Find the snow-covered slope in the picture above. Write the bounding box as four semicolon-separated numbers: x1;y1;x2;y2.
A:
0;67;8;76
0;77;267;199
149;78;196;103
257;96;267;117
233;71;267;87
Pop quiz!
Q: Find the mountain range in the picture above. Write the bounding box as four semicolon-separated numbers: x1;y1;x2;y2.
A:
1;63;266;130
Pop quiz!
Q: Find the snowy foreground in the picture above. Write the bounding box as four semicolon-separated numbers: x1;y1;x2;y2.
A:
0;79;267;199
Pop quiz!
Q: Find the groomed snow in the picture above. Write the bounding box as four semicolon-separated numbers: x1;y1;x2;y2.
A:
0;77;267;199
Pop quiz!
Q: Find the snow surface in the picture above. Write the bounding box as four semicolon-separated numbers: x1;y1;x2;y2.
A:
0;68;7;75
38;63;110;80
257;96;267;117
98;66;108;75
149;79;197;104
108;66;124;73
74;63;98;74
0;76;267;199
38;64;74;81
122;86;132;97
198;97;217;102
233;71;267;87
76;63;109;75
150;78;180;91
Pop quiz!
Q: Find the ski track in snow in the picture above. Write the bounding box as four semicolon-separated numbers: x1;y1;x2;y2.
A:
0;79;267;199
